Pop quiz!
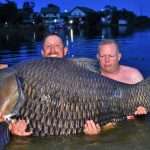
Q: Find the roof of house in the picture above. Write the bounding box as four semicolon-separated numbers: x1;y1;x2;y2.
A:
70;6;96;14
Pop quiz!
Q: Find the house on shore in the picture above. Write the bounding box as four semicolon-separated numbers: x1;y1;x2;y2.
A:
40;4;60;26
69;6;96;18
68;6;97;27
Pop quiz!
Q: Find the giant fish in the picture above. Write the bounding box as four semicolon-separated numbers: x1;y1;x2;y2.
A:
0;58;150;136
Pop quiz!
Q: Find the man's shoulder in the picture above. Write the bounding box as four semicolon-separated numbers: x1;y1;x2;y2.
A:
120;65;140;73
120;65;144;81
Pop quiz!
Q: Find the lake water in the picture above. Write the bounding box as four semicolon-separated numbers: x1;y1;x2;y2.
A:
1;26;150;78
1;26;150;150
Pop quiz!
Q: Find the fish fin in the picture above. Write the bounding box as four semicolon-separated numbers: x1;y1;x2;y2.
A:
69;57;99;73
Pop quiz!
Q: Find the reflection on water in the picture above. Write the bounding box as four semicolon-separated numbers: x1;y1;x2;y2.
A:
118;26;127;35
1;26;150;149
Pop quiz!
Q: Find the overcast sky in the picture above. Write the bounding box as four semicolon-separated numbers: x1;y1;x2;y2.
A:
1;0;150;16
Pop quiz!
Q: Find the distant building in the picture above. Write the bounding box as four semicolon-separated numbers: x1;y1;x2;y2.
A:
68;6;97;27
69;6;96;19
40;4;60;25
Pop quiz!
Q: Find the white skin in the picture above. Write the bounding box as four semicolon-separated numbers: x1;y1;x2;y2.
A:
84;43;147;136
0;64;8;70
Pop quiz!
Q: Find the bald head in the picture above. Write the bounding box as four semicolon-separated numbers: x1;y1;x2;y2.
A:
98;39;120;55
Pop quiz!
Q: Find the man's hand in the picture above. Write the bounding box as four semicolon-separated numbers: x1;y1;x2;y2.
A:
134;106;147;115
9;120;32;136
0;64;8;70
83;120;101;135
127;106;147;120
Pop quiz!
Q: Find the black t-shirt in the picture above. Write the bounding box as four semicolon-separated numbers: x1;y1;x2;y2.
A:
0;122;10;150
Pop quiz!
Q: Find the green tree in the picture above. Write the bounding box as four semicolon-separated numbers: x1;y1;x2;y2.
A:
118;9;136;25
0;3;5;24
103;5;118;24
85;12;100;28
99;6;137;25
33;13;43;24
22;1;35;19
0;1;19;25
47;4;60;14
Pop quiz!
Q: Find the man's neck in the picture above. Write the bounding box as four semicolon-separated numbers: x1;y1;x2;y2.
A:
100;66;120;77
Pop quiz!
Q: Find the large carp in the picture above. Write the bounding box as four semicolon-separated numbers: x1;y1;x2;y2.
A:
0;58;150;136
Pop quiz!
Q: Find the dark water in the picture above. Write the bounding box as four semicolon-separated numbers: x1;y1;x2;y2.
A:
1;26;150;150
1;26;150;78
5;119;150;150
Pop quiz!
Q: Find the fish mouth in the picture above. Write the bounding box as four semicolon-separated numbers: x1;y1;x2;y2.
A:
0;68;25;117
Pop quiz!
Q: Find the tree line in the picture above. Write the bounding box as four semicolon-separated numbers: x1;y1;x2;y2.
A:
0;1;150;27
0;1;42;26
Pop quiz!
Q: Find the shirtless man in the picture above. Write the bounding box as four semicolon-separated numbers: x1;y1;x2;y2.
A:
84;39;147;135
